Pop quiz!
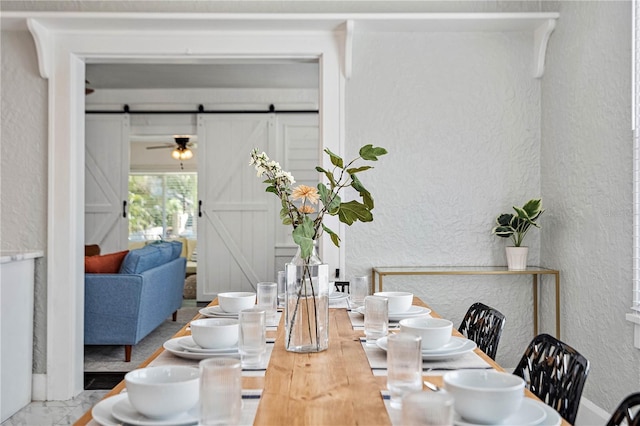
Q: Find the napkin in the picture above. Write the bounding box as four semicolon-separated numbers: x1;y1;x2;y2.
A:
348;310;365;329
329;298;350;309
380;390;403;426
86;389;263;426
360;341;492;376
152;341;275;377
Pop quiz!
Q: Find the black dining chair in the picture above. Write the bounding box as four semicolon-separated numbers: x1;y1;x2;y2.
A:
513;333;590;425
606;392;640;426
457;302;505;360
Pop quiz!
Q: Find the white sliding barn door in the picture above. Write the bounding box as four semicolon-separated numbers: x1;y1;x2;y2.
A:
197;114;275;301
85;114;130;254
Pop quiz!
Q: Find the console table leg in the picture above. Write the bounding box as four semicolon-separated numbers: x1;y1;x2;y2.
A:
533;275;539;337
555;272;561;339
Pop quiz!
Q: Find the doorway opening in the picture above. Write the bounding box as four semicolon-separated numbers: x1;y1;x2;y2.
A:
33;17;346;399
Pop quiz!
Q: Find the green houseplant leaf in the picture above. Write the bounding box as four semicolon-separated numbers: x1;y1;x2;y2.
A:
359;144;388;161
491;198;544;247
337;200;373;225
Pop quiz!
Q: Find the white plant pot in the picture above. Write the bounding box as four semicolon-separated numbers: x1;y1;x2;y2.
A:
505;247;528;271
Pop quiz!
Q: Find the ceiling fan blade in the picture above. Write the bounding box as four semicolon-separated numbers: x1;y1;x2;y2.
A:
146;144;174;150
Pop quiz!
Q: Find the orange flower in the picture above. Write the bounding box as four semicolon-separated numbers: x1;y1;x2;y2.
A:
298;205;316;214
291;185;319;204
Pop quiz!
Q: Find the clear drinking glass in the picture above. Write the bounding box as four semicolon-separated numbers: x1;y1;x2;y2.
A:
238;307;266;368
199;358;242;426
277;270;286;307
387;333;423;409
364;295;388;345
401;390;454;425
350;275;369;308
257;281;278;325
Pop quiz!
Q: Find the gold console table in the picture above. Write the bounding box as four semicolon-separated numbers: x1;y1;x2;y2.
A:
371;266;560;338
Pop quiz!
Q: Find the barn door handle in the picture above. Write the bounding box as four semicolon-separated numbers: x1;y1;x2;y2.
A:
198;200;202;217
122;200;127;218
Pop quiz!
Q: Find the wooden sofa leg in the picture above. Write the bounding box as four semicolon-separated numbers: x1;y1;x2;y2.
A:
125;345;132;362
173;310;178;321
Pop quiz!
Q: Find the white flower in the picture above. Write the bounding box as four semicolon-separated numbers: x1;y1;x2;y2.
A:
276;170;295;185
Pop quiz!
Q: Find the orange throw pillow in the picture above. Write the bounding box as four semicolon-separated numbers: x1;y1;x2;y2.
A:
85;250;129;273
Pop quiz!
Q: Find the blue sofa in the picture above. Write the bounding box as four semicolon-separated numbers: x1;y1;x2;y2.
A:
84;241;187;361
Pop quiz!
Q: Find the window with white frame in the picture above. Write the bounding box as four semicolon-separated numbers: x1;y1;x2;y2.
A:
128;173;197;241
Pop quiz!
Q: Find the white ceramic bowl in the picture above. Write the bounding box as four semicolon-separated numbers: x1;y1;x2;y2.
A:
443;370;525;424
373;291;413;313
125;366;199;419
190;318;239;349
399;317;453;350
218;291;256;313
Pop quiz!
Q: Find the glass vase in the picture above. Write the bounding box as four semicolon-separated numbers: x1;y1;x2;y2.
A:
284;242;329;353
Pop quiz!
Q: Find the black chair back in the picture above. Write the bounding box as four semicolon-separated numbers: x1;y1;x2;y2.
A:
513;333;590;425
607;392;640;426
458;302;505;360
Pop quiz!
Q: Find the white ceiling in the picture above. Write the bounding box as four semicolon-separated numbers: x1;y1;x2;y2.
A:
85;60;319;90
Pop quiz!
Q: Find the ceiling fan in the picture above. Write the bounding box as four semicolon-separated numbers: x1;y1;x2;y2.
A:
147;136;196;156
146;136;196;168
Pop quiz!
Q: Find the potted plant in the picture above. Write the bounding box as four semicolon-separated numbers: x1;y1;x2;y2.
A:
491;198;544;270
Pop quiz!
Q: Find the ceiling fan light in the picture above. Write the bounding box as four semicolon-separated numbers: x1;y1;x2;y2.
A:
181;149;194;160
171;148;182;160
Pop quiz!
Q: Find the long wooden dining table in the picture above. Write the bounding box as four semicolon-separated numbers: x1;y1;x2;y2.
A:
74;297;570;426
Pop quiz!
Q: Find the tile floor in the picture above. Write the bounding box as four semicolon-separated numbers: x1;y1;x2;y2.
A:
1;390;109;425
3;300;202;425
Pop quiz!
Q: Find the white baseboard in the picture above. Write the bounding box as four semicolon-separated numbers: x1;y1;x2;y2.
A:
575;396;610;425
31;374;46;401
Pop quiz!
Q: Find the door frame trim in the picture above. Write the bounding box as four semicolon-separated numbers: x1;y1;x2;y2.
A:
24;15;345;400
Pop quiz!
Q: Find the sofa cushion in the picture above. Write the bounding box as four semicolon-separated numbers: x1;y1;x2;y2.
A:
171;237;188;258
85;250;129;273
168;240;183;259
119;241;179;274
85;244;101;257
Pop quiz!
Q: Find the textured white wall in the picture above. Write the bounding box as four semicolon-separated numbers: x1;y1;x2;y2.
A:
541;0;640;413
0;31;48;373
345;30;542;369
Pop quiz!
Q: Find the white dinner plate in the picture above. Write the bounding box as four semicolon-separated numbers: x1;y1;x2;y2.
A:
111;396;199;426
355;305;432;321
375;336;477;360
537;400;562;426
389;306;432;321
454;398;548;426
421;336;467;354
164;337;240;360
176;336;239;354
198;306;240;318
92;393;126;426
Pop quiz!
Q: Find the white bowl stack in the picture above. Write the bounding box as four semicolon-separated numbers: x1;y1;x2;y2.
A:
217;291;256;313
399;317;453;350
443;370;526;424
373;291;413;313
190;318;239;349
124;366;200;419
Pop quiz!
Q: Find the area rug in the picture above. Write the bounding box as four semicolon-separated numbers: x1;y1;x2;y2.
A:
84;301;200;374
